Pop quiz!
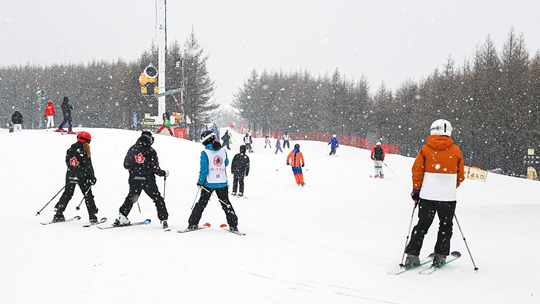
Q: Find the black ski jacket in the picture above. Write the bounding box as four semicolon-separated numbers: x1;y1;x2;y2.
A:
124;137;166;182
61;100;73;118
65;142;95;184
231;152;250;176
11;111;23;124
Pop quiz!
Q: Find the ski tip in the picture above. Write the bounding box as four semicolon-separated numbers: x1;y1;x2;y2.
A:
219;223;228;228
75;216;81;220
450;251;461;258
144;219;151;224
203;222;211;227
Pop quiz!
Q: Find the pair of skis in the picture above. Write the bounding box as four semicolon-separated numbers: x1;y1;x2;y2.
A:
177;223;246;236
40;216;107;227
391;251;461;275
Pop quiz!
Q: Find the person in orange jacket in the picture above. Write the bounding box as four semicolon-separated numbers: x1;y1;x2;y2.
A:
286;143;305;186
370;142;385;178
403;119;465;269
44;100;56;129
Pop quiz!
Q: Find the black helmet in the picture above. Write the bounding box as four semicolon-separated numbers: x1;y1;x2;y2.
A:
201;130;216;146
140;131;154;146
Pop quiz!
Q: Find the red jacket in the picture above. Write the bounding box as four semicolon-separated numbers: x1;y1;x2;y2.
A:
44;102;56;116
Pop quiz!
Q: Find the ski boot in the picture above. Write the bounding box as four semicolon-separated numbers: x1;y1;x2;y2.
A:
113;214;130;227
403;254;420;269
432;253;446;268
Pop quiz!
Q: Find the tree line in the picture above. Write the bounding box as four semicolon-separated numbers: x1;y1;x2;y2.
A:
0;30;217;141
232;28;540;174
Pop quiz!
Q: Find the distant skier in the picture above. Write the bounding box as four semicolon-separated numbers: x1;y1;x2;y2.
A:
57;96;74;134
403;119;464;269
328;134;339;155
526;166;537;180
156;112;173;136
243;133;253;153
264;135;272;148
115;131;170;229
283;132;290;149
52;131;99;223
44;100;56;129
11;109;23;132
275;138;283;154
371;142;385;178
231;145;250;197
186;130;239;232
286;143;306;186
221;130;231;150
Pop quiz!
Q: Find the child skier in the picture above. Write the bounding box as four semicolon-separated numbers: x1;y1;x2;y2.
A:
275;138;283;154
286;143;306;186
231;145;250;197
156;112;173;136
44;100;56;129
264;135;272;148
328;135;339;155
403;119;465;269
371;142;385;178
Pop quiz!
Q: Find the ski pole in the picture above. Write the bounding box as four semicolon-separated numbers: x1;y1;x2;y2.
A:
191;188;201;211
163;176;167;200
136;200;142;213
75;186;93;211
399;203;418;268
36;185;66;216
201;187;233;209
382;161;396;175
454;214;479;271
276;164;288;171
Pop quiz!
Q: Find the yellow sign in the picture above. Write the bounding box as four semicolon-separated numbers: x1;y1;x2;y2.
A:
465;166;487;182
528;148;535;156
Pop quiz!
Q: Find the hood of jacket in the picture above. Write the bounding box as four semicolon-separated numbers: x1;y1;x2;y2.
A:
426;135;454;150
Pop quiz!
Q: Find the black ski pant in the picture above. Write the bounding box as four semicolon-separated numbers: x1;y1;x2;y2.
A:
120;179;168;221
405;199;456;256
283;140;290;149
222;140;230;150
232;174;245;194
189;186;238;227
55;181;98;220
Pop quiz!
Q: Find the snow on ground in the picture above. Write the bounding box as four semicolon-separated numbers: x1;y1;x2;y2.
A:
0;127;539;304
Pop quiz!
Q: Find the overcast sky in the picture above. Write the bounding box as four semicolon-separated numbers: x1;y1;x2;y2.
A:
2;0;539;107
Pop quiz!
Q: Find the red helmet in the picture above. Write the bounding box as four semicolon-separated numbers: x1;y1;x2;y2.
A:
77;131;92;143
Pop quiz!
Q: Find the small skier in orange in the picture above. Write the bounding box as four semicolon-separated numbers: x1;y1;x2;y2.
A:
286;143;306;186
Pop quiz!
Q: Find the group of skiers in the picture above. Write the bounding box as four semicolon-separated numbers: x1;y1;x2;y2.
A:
10;96;75;133
46;117;464;269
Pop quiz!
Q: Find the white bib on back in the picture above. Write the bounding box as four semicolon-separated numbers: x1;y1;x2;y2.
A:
204;149;227;183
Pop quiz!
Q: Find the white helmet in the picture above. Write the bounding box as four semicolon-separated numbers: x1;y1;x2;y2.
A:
430;119;452;137
376;141;381;146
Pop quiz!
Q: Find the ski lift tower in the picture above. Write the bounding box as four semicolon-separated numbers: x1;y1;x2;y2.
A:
156;0;167;119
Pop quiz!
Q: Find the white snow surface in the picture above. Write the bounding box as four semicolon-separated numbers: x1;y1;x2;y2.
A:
1;127;539;304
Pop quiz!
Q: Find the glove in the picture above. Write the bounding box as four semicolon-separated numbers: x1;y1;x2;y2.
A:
301;164;304;167
160;170;169;177
411;189;420;202
164;170;169;177
88;177;97;185
286;163;290;166
371;157;374;160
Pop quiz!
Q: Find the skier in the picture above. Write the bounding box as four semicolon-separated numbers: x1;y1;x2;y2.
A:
264;135;272;148
57;96;74;134
328;134;339;155
403;119;465;269
526;166;537;180
44;100;56;129
115;131;170;228
52;131;99;223
221;130;231;150
11;109;23;132
231;145;250;197
186;130;239;231
283;132;290;149
156;112;173;136
243;133;253;153
371;142;385;178
286;143;306;186
275;138;283;154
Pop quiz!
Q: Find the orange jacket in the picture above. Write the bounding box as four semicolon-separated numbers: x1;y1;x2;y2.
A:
412;135;464;201
286;150;305;167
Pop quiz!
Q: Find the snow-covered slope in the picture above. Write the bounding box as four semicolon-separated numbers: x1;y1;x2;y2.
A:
0;127;538;304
